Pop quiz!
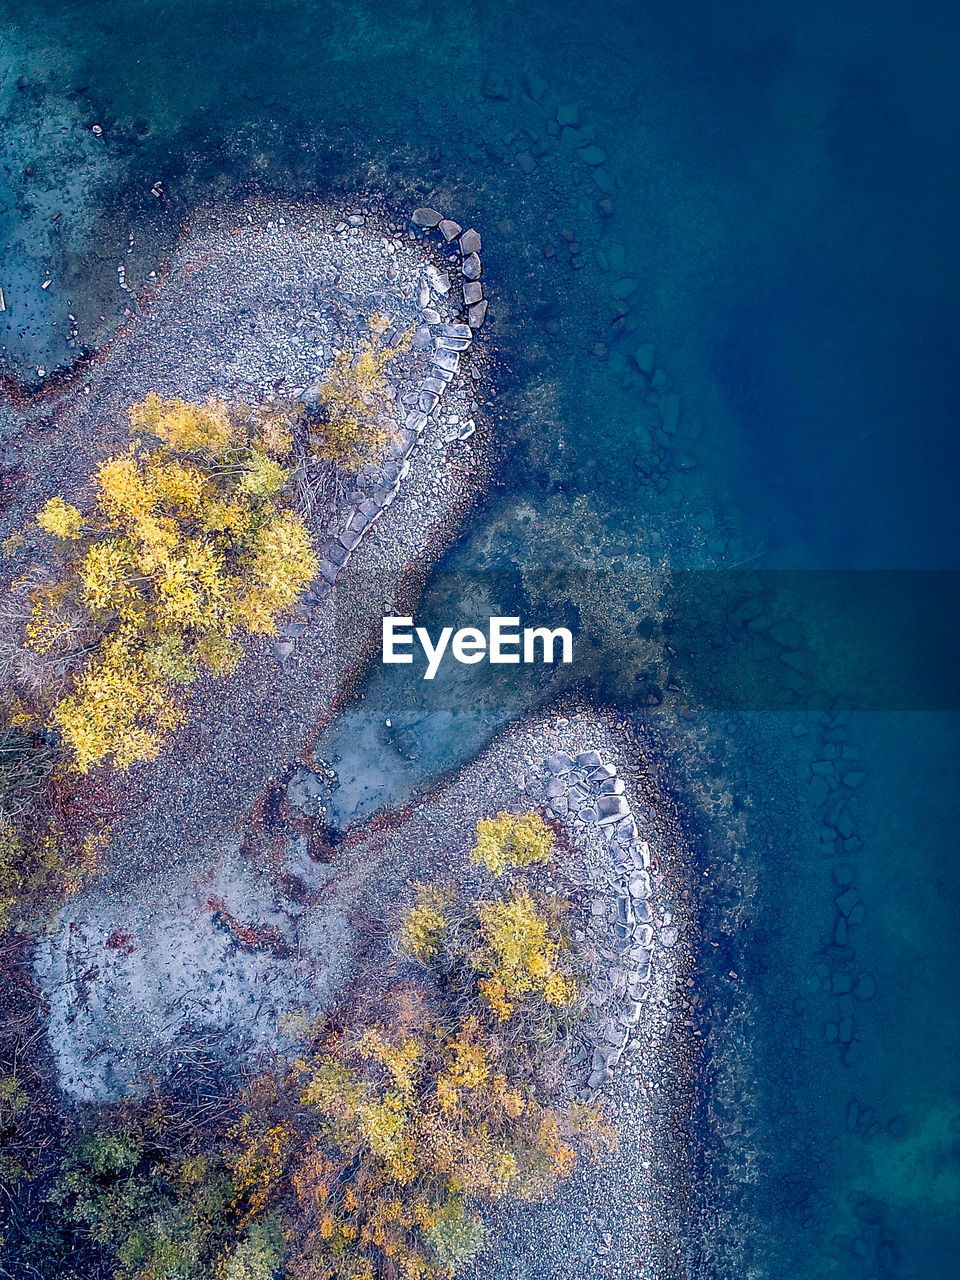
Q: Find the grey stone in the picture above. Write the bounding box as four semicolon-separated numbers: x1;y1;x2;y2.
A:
580;805;599;825
631;950;652;982
463;281;484;304
346;509;372;533
325;543;348;568
459;228;482;255
579;144;607;166
412;207;443;228
546;750;575;774
633;924;654;948
576;750;603;768
597;795;629;824
405;410;428;433
482;71;510;99
421;307;441;324
587;1067;612;1090
433;350;460;373
590;763;618;780
438;219;462;241
660;391;680;433
632;899;652;924
419;390;440;413
545;777;567;799
628;871;651;899
616;897;634;926
836;888;859;917
468;300;488;328
422;377;447;396
600;1019;628;1048
435;335;472;352
338;528;364;553
619;1000;642;1026
357;498;380;520
616;817;638;842
610;277;640;300
412;324;433;349
600;778;625;795
659;925;678;948
457;420;476;441
432;364;456;383
438;322;472;339
461;253;482;281
319;559;339;584
853;973;876;1000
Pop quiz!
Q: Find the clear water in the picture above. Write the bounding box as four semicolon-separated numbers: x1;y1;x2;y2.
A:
2;1;958;1276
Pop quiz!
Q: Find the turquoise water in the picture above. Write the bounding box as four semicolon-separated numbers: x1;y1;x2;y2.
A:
2;2;959;1276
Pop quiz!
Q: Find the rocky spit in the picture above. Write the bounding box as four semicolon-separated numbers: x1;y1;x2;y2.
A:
323;707;696;1280
0;196;490;870
37;701;695;1277
4;196;693;1278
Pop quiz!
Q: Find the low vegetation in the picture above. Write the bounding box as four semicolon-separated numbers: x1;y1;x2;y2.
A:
469;810;554;875
309;321;405;472
8;394;316;773
0;814;611;1280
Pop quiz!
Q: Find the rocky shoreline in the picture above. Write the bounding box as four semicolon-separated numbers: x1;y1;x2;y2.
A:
0;196;491;870
320;705;696;1280
4;192;694;1279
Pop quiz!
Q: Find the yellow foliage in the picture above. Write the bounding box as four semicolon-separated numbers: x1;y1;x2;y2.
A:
227;1119;292;1225
475;890;576;1020
224;874;595;1280
36;497;83;540
358;1029;423;1101
398;886;448;961
470;810;554;876
129;392;234;454
311;328;402;472
50;631;184;772
25;395;317;772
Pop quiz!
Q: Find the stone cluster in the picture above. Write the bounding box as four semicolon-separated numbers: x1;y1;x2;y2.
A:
272;207;485;660
542;748;660;1096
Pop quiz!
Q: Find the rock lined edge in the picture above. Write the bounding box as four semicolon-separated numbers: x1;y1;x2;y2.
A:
273;207;487;660
544;747;662;1099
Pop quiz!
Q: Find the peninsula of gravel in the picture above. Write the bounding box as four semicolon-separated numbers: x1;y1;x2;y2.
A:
0;199;694;1280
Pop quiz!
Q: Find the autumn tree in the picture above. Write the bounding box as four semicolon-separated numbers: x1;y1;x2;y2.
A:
225;825;596;1280
20;395;316;772
53;1106;282;1280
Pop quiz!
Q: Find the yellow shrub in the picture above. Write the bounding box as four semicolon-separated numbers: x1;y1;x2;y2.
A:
398;886;448;961
129;392;234;454
470;811;554;875
475;890;576;1020
311;328;402;471
26;395;317;772
36;497;83;540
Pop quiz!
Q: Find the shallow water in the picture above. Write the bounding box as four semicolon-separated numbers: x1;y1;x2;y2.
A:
2;1;959;1276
